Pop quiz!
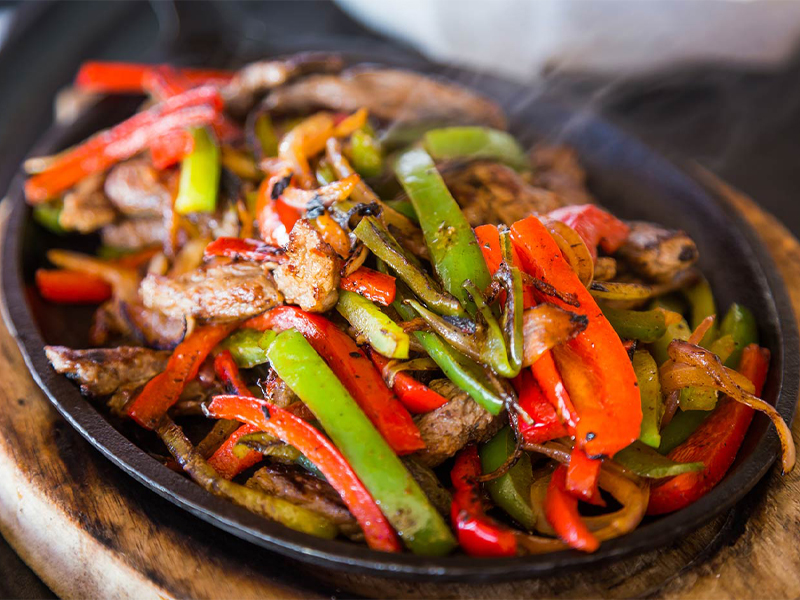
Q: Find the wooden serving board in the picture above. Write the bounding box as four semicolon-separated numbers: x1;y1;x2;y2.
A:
1;173;799;599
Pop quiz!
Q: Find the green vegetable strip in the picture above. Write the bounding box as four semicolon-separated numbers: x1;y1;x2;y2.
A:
267;330;456;556
632;349;663;448
424;126;528;170
220;329;276;369
719;303;758;368
255;113;279;157
174;127;220;215
650;315;691;366
499;230;524;375
350;127;383;178
657;409;709;454
33;202;65;234
384;198;419;223
480;427;535;530
394;148;492;313
603;306;667;343
683;277;718;347
336;290;410;359
613;440;704;478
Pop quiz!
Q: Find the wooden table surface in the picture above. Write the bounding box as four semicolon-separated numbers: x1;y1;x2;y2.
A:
0;173;798;599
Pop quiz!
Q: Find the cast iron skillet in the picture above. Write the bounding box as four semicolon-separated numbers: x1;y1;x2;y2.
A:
2;54;798;582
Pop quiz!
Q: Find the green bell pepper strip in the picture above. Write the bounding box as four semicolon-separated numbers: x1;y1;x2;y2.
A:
267;330;457;556
683;277;718;347
315;160;337;186
254;113;279;157
174;127;220;215
354;215;463;317
384;198;419;223
719;303;758;368
633;349;663;448
394;147;493;313
480;427;535;530
336;289;410;359
424;126;528;170
602;306;667;343
350;126;383;178
650;316;691;366
613;440;704;478
498;229;524;375
33;202;66;234
220;329;277;369
657;409;710;454
232;431;327;480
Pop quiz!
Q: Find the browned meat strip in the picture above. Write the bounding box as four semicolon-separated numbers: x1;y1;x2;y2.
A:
266;68;506;129
101;217;165;250
223;52;344;114
413;379;503;467
59;172;116;233
119;301;187;350
247;463;359;535
273;219;341;313
616;221;699;282
104;158;172;217
45;346;169;397
140;261;283;322
529;144;595;206
444;161;561;226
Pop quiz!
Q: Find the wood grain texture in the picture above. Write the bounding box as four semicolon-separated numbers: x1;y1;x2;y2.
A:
0;175;798;599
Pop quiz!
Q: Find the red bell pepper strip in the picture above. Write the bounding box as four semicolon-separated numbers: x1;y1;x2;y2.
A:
126;323;236;429
366;347;448;414
647;344;769;515
513;368;567;444
511;215;641;457
203;237;286;263
149;129;195;169
566;447;604;506
25;86;223;203
547;205;630;260
340;267;397;306
529;351;579;434
75;61;233;94
35;269;112;304
256;173;302;246
474;224;535;309
450;446;517;557
207;393;402;552
244;307;425;455
544;465;599;552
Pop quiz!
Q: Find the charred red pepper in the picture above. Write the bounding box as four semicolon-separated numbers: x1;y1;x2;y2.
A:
74;61;233;93
547;205;630;260
367;347;449;414
126;323;235;429
450;446;518;557
340;267;397;306
243;307;424;455
204;237;285;263
514;368;567;444
544;465;599;552
648;344;769;515
35;269;112;304
566;447;604;506
511;215;642;457
25;87;222;203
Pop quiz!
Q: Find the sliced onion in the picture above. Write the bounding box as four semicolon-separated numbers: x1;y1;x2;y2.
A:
522;303;588;367
539;216;594;288
589;281;654;301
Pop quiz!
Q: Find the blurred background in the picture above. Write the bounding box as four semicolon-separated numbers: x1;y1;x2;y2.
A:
1;0;800;596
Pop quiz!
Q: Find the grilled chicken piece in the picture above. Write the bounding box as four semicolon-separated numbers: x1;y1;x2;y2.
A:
616;221;699;282
104;158;172;217
529;144;595;206
247;464;360;536
59;172;116;233
273;219;341;313
444;161;561;227
45;346;169;397
266;68;506;129
140;262;283;322
101;217;165;250
413;379;503;467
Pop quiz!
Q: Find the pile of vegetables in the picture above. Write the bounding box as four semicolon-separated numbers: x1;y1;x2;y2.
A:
28;58;795;558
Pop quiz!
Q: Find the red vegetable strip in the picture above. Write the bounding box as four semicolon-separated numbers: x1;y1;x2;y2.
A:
204;237;286;263
75;61;233;93
256;173;301;247
547;205;630;260
126;323;236;429
511;215;641;457
340;267;397;306
35;269;112;304
450;446;517;557
367;347;448;414
150;129;195;169
474;224;535;309
647;344;769;515
207;394;402;552
529;351;579;433
544;465;599;552
244;307;425;455
566;447;604;507
513;369;567;444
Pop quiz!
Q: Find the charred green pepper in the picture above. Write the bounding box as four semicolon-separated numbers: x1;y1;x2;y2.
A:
633;349;663;448
336;289;410;359
480;427;535;530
